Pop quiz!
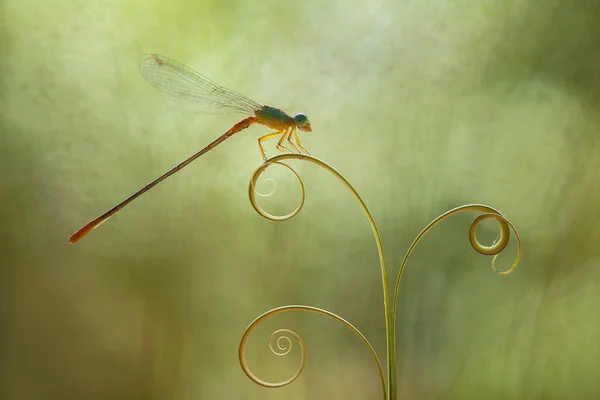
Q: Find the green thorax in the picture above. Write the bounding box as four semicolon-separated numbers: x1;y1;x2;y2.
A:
256;105;293;124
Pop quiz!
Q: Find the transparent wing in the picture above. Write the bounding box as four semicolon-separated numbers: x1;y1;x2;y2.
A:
162;96;247;114
138;54;262;115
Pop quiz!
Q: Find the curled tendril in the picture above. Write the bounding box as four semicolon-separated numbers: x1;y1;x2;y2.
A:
467;212;521;275
248;160;305;221
269;329;295;356
252;177;276;197
238;305;386;396
392;205;523;339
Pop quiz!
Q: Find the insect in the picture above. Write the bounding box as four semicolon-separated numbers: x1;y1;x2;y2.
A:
69;53;312;244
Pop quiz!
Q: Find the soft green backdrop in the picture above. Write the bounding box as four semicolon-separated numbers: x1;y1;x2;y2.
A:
1;0;599;399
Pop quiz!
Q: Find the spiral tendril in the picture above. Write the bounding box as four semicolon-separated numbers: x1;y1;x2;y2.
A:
252;177;276;197
392;204;523;335
270;329;294;356
468;212;521;275
238;305;386;396
248;160;305;221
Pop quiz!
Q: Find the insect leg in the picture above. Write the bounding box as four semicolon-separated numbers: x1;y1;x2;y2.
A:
285;127;301;153
293;128;311;155
258;131;284;160
275;127;293;154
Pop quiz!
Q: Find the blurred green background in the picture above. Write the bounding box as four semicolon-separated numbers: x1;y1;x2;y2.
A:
1;0;600;399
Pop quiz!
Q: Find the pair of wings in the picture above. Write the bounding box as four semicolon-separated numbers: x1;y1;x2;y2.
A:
137;54;262;115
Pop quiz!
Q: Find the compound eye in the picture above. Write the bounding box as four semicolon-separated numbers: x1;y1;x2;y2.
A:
294;113;308;127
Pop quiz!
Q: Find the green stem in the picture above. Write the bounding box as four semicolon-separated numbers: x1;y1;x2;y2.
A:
248;154;396;399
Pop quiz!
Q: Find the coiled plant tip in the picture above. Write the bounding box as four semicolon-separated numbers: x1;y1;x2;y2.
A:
238;305;385;395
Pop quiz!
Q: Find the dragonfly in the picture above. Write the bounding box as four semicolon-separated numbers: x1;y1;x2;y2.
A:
69;53;312;244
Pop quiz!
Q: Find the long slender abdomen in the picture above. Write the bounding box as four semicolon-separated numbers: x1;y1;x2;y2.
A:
69;116;257;244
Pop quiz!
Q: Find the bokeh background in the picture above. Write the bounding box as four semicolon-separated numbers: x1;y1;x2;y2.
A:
2;0;600;399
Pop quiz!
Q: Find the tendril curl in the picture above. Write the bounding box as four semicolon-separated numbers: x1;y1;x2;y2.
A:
248;159;305;221
270;329;294;356
238;305;386;396
394;205;522;299
252;177;276;197
391;204;523;346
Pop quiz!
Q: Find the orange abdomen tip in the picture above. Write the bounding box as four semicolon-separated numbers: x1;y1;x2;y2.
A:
69;219;101;244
